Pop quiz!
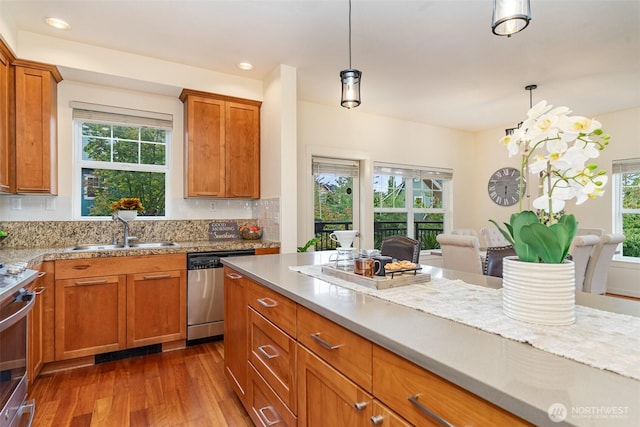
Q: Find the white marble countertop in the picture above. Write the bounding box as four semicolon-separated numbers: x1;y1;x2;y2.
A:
222;251;640;427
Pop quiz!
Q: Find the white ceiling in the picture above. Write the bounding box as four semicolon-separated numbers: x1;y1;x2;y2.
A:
2;0;639;132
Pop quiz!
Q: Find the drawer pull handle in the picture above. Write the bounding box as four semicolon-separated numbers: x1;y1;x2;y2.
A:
370;415;384;425
258;406;281;426
73;265;91;270
37;271;47;278
408;394;453;427
33;286;47;295
143;274;171;280
354;401;368;411
74;279;109;286
257;297;278;308
258;344;279;359
226;273;243;280
310;333;342;350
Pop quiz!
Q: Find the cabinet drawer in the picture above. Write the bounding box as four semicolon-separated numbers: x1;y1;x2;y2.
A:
249;308;297;413
297;305;372;392
248;363;297;427
247;280;296;337
55;254;186;279
372;345;531;427
370;400;411;427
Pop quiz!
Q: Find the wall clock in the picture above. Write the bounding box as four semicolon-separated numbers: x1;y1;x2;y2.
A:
487;167;525;206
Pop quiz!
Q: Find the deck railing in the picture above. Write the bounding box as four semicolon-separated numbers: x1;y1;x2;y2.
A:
313;221;443;251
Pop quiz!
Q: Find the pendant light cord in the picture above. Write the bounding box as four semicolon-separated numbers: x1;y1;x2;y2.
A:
348;0;352;69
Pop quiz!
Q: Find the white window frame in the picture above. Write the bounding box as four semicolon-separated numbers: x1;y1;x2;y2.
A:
373;162;453;249
613;158;640;261
72;103;172;219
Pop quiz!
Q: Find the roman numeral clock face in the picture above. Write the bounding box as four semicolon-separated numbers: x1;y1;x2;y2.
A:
488;167;525;206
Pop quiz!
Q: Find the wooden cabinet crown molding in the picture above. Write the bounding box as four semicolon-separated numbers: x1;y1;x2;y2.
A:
11;58;63;83
179;88;262;108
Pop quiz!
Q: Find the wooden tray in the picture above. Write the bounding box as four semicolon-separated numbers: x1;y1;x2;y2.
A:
321;264;431;290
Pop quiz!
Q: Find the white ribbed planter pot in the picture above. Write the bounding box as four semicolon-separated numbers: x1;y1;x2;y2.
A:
502;256;576;326
117;210;137;221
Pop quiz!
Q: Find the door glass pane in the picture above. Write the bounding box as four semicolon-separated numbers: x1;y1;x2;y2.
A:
314;173;355;250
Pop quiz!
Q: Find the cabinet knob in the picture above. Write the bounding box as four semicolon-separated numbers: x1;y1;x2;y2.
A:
370;415;384;425
354;401;368;411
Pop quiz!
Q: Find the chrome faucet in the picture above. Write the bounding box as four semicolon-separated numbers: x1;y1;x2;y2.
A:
112;213;137;247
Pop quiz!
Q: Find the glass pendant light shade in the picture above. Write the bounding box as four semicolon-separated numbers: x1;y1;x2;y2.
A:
492;0;531;36
340;69;362;109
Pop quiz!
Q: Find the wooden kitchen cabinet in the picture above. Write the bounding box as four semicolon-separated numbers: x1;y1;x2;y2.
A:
126;269;186;347
223;266;250;402
54;254;186;361
297;344;373;427
27;261;54;384
55;273;127;360
372;345;531;426
180;89;261;199
13;59;61;194
0;40;13;193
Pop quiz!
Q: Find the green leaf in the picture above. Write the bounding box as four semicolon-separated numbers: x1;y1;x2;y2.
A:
520;223;564;263
510;211;540;262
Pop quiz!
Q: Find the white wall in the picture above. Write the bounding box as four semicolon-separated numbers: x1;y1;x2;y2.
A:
297;101;476;250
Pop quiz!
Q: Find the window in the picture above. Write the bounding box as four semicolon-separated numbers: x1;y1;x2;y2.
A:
312;157;360;250
73;103;172;217
373;162;452;250
613;158;640;259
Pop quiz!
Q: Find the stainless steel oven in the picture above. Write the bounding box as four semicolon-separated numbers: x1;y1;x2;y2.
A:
1;266;38;427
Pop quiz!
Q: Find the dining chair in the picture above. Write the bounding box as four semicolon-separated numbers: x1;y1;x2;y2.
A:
483;245;517;278
569;234;600;291
380;236;421;264
480;227;510;248
435;234;483;274
451;228;479;239
582;233;626;294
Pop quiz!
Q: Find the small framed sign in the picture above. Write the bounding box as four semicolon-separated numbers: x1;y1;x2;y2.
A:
209;221;240;241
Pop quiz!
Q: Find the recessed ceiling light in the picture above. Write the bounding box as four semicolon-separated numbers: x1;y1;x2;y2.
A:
44;17;71;30
237;62;254;71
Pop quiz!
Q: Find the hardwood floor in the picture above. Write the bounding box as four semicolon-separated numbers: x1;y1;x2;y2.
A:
28;340;253;427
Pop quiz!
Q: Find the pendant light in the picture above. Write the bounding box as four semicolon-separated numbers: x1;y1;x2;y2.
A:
340;0;361;108
492;0;531;37
505;84;537;136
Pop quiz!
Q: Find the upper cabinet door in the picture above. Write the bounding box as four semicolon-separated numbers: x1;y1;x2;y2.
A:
180;89;261;199
226;101;260;198
0;42;14;193
14;61;60;194
184;94;226;197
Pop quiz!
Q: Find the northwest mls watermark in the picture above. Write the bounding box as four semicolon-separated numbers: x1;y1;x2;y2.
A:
548;403;630;423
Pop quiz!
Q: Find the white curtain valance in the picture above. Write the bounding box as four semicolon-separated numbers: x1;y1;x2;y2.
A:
71;101;173;128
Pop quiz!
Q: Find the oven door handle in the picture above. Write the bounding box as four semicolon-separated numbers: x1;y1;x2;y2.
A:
0;291;35;333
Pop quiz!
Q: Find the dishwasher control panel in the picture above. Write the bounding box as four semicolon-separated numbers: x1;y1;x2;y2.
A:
187;250;256;270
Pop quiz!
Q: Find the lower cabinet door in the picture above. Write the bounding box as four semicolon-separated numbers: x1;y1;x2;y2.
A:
248;363;297;427
55;274;127;360
126;270;186;347
297;344;372;427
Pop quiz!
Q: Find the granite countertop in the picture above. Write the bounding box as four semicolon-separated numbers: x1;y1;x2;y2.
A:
0;239;280;268
222;252;640;427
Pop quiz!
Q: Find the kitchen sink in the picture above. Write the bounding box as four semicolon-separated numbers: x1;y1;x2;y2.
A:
67;242;178;251
129;242;178;248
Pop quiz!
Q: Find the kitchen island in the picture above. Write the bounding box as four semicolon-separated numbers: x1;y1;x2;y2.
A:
222;251;640;427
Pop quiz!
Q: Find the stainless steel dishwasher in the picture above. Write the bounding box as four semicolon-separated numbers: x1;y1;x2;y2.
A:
187;249;255;343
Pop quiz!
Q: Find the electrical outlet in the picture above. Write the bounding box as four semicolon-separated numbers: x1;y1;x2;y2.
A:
45;198;56;211
10;197;21;210
209;202;216;211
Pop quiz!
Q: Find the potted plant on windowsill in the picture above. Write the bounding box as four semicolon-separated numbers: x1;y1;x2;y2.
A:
110;197;145;221
490;100;610;325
